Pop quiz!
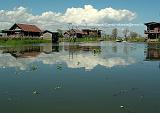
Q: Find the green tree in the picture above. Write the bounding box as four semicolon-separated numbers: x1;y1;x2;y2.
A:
123;28;129;41
130;31;138;38
112;28;118;40
57;29;63;38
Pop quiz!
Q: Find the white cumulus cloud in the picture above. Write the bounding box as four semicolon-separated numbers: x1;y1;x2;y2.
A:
0;5;136;30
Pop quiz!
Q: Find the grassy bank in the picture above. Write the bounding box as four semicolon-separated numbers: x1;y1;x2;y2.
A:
59;37;100;42
0;39;51;46
0;37;158;45
59;37;146;43
102;37;146;42
127;37;146;42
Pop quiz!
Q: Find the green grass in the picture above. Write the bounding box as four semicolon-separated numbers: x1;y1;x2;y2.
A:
59;37;146;43
59;37;100;42
127;37;145;42
0;39;51;46
102;37;145;42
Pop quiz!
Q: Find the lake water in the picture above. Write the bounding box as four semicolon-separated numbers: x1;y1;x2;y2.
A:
0;41;160;113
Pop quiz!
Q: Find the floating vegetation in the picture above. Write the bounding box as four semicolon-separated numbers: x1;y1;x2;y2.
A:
113;88;140;97
93;48;101;55
77;62;80;65
139;95;144;102
113;90;129;97
14;71;21;75
54;86;62;90
120;105;125;109
33;90;40;95
57;64;62;70
131;88;139;91
7;98;12;101
30;65;38;71
54;82;63;90
120;105;135;113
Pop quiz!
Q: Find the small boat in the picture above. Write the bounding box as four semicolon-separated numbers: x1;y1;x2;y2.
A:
116;39;122;42
98;39;104;41
122;40;127;43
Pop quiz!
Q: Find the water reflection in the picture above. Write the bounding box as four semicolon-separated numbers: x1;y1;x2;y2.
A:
1;42;160;113
0;42;141;71
145;43;160;61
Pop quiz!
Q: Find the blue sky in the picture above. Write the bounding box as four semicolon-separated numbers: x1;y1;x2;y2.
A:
1;0;160;22
0;0;160;35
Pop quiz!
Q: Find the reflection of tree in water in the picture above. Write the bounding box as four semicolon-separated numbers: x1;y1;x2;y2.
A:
123;45;128;55
52;43;60;52
112;46;117;53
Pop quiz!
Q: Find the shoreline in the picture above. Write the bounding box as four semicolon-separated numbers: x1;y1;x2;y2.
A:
0;38;160;46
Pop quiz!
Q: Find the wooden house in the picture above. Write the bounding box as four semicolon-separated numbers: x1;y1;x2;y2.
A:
63;28;102;38
64;29;84;38
2;23;42;37
144;22;160;40
82;29;102;37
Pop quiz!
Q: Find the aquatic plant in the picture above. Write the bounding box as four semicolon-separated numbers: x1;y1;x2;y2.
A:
30;65;38;71
33;90;40;95
57;64;62;70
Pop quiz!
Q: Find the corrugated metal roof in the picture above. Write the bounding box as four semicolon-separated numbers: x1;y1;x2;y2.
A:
66;29;84;34
11;23;42;32
144;22;160;26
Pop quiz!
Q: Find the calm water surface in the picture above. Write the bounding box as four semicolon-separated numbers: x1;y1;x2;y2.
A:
0;41;160;113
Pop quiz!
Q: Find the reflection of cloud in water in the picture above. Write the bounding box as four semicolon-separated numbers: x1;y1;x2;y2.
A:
0;51;136;71
38;53;135;71
0;53;36;70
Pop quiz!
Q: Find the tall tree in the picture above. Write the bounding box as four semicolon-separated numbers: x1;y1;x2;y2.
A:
57;29;63;38
112;28;118;40
130;31;138;38
123;28;129;40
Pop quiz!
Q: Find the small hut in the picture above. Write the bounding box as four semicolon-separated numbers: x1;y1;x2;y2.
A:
42;30;53;40
42;30;59;43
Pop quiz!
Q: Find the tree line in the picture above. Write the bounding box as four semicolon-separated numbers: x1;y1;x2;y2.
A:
111;28;141;40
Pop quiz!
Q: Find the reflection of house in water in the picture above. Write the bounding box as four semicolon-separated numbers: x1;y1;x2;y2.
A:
63;44;101;59
0;44;60;58
42;43;60;53
146;44;160;60
2;46;42;58
64;45;101;52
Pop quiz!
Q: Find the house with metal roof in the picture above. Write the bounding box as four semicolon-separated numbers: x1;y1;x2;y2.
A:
2;23;42;37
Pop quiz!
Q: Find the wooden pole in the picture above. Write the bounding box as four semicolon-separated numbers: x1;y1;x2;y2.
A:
156;33;158;39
